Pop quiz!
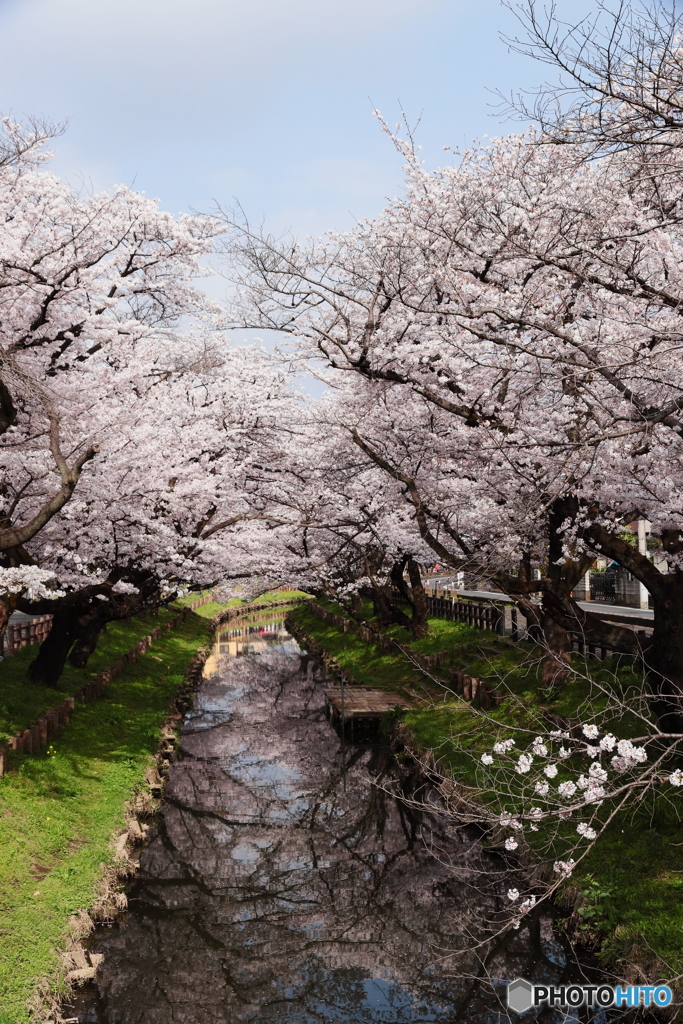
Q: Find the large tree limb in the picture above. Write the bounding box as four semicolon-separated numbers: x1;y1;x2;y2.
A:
0;439;98;550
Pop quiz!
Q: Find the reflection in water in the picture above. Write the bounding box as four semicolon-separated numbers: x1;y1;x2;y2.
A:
76;616;588;1024
203;617;292;673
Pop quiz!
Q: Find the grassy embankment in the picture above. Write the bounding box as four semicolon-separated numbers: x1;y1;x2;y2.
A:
0;607;209;1024
289;598;683;984
176;588;309;620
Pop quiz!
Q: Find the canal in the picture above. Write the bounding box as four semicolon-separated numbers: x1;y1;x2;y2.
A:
73;610;590;1023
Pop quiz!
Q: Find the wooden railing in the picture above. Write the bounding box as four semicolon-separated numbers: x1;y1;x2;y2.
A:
427;592;650;660
2;615;53;657
426;595;505;634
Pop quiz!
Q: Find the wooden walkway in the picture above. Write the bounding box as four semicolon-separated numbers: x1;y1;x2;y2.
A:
323;686;413;723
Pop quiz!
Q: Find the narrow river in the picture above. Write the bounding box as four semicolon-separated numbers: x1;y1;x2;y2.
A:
74;611;590;1024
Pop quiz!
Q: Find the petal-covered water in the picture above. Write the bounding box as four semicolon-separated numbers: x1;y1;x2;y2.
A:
75;617;588;1024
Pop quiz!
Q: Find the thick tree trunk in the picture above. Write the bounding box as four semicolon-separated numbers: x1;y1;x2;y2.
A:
26;572;161;688
499;522;591;690
370;583;413;632
406;558;429;638
68;618;107;668
536;498;595;689
28;602;86;687
388;557;430;637
645;573;683;733
540;611;572;688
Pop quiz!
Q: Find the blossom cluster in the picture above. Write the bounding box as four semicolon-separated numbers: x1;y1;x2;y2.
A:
476;719;679;922
0;566;63;599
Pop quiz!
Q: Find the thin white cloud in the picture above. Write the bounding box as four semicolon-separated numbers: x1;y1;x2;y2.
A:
0;0;594;233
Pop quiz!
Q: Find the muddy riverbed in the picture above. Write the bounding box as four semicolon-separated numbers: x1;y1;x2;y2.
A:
73;615;595;1024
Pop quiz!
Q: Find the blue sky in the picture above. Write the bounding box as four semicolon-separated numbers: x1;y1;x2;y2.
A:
0;0;592;238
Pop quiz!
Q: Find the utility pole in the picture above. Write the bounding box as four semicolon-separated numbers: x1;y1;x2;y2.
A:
637;520;650;611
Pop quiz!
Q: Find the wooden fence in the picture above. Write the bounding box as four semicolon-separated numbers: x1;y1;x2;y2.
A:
306;595;644;711
316;594;640;665
2;615;53;657
307;600;507;665
426;595;505;633
427;592;651;660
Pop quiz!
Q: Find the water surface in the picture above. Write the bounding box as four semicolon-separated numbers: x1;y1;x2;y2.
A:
75;615;587;1024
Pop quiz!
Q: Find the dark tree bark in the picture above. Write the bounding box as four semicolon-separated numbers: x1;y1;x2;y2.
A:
645;572;683;733
390;557;430;638
0;379;17;436
537;498;595;688
27;595;91;687
21;570;162;688
68;617;109;668
357;556;430;636
368;579;413;632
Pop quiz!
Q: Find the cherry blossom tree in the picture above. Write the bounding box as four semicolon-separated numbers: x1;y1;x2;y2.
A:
15;339;302;685
387;669;683;939
501;0;683;155
224;118;683;723
0;114;223;564
0;115;229;658
221;177;615;684
235;392;437;633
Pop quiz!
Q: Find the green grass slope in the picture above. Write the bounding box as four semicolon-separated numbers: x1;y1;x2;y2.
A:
0;612;208;1024
290;601;683;985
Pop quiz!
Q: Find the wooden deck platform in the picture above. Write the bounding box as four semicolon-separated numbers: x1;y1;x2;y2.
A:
323;686;413;722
